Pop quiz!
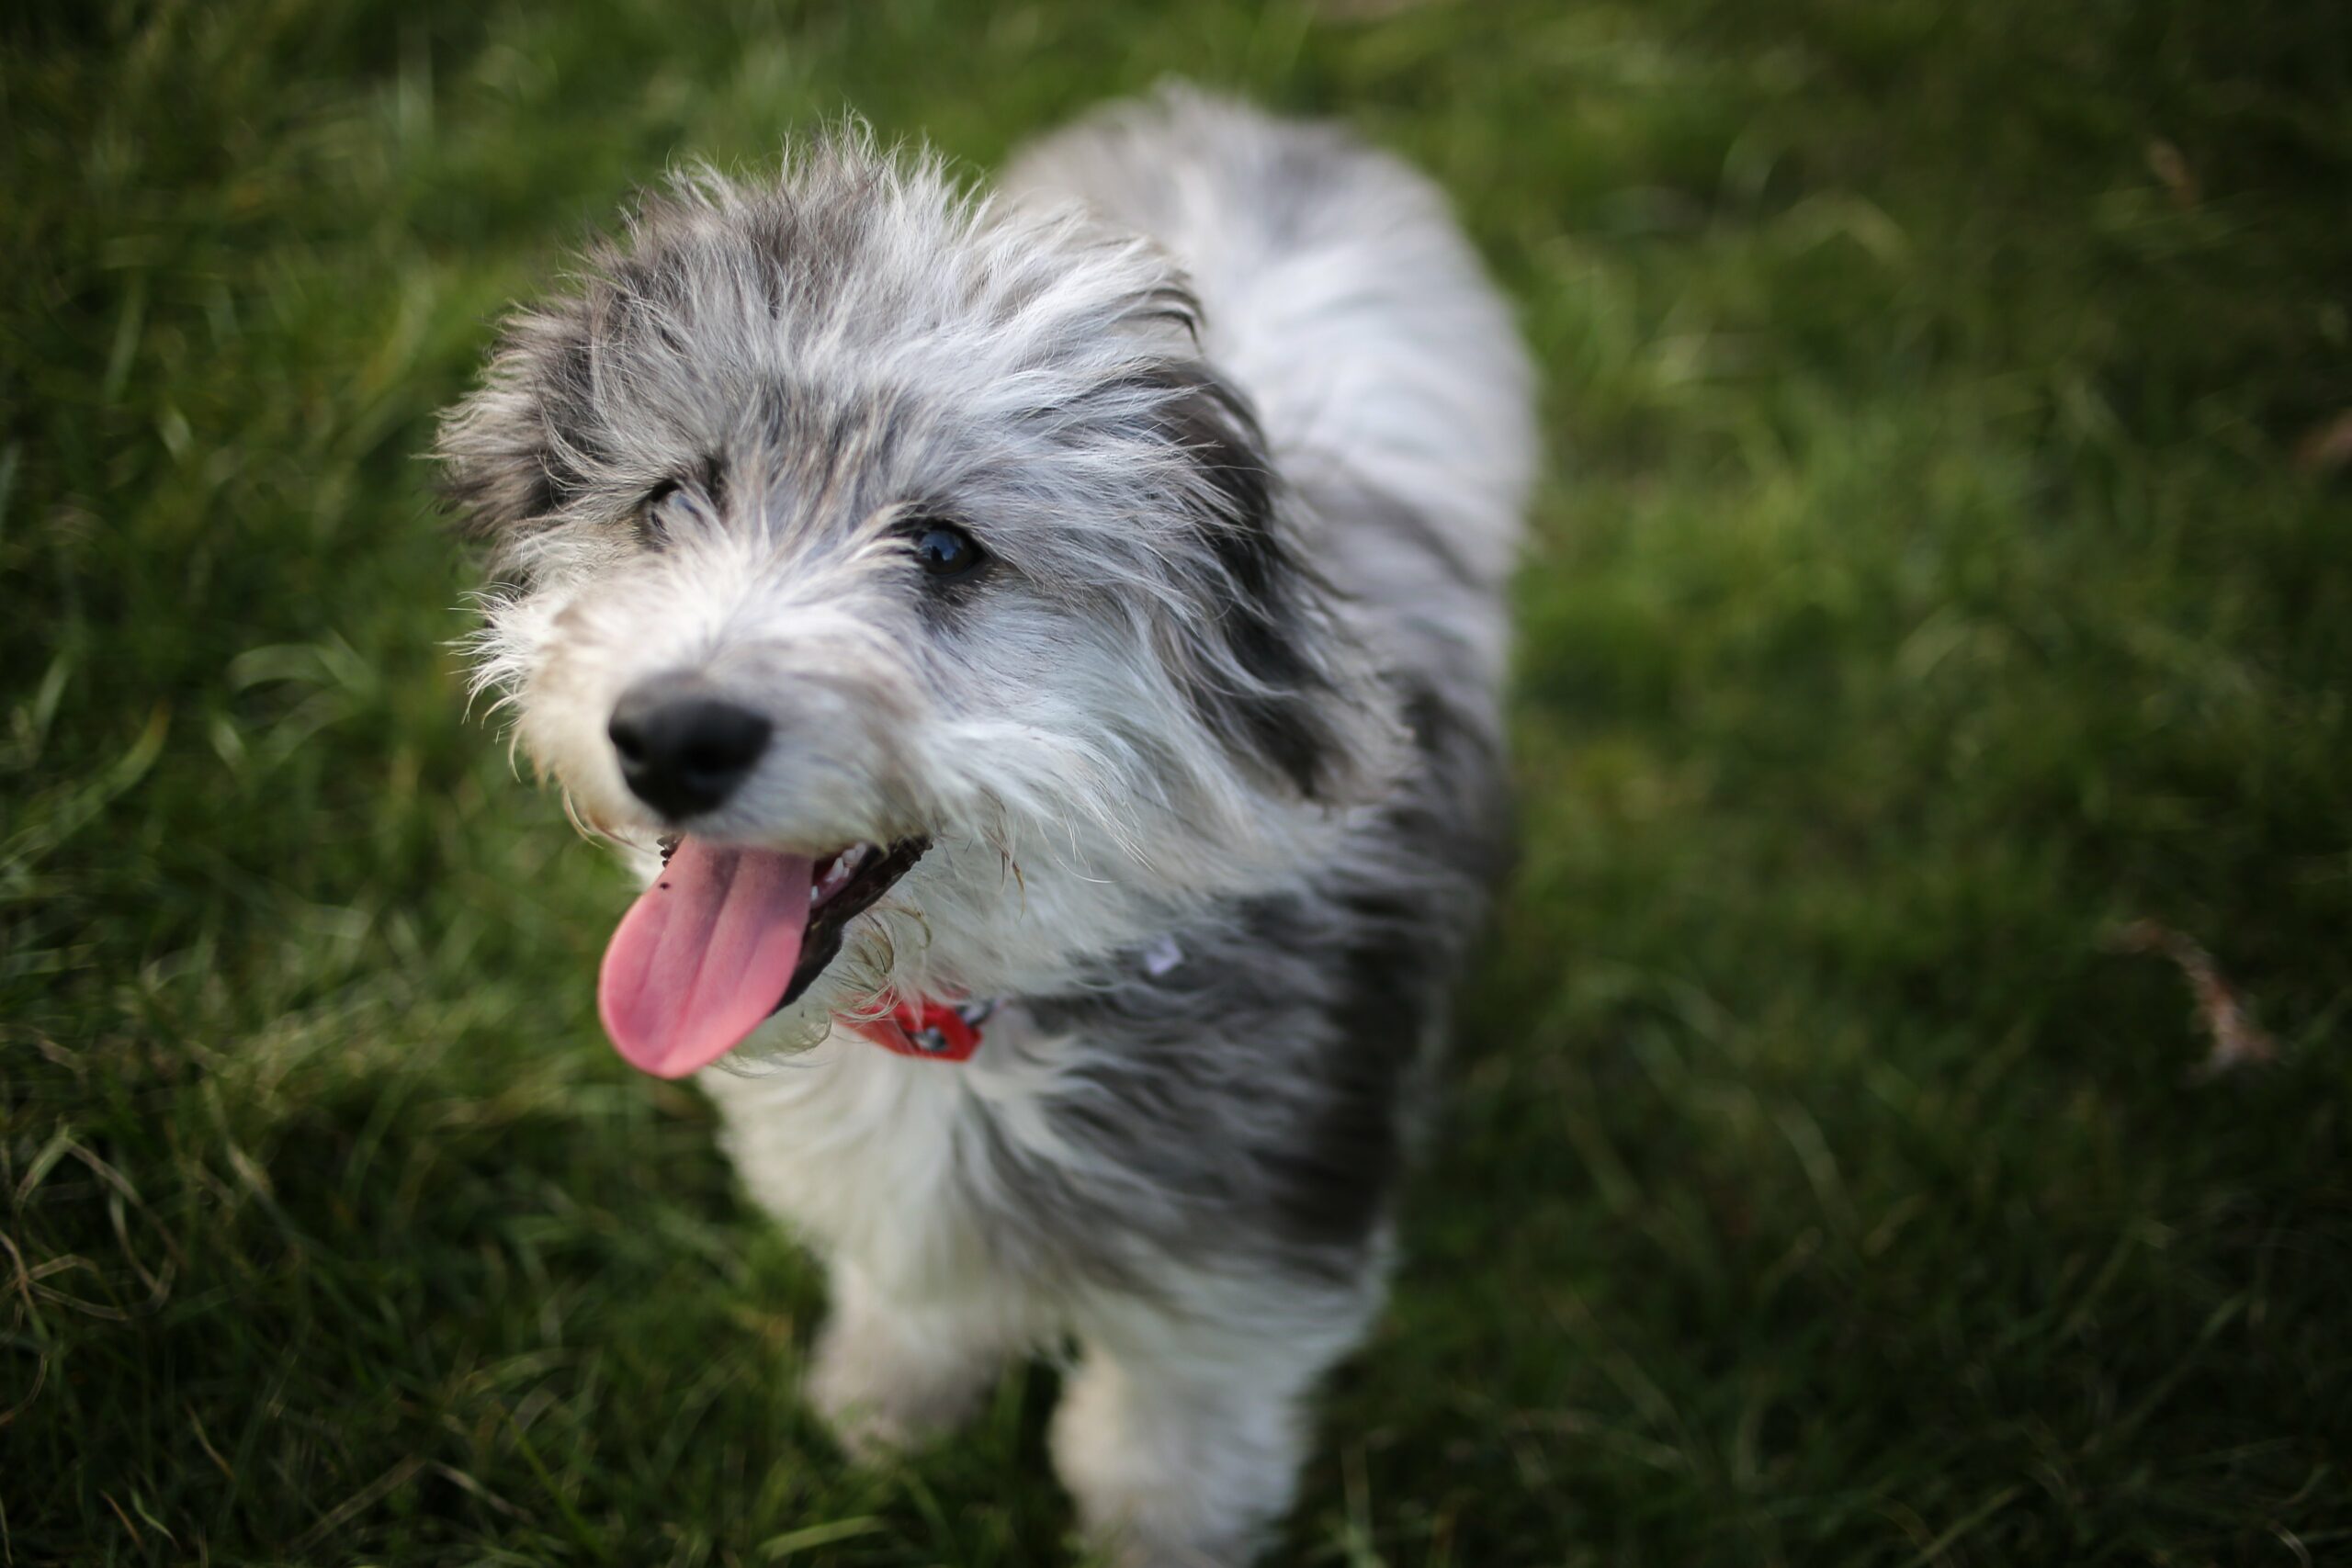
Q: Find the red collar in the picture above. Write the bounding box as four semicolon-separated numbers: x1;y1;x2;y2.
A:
839;995;995;1062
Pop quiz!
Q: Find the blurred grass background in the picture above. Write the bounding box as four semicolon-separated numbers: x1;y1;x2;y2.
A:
5;1;2350;1562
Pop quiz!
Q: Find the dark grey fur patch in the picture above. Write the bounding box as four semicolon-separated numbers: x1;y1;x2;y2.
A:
1132;363;1368;802
1001;665;1507;1285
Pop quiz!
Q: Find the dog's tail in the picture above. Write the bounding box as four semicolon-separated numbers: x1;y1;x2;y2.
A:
1003;84;1535;598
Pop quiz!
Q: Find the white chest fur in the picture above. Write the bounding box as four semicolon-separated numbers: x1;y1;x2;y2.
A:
696;1010;1072;1326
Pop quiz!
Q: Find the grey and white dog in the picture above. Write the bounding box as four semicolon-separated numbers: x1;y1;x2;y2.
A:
437;86;1532;1566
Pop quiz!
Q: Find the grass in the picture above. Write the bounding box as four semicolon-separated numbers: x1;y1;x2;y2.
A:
5;0;2349;1562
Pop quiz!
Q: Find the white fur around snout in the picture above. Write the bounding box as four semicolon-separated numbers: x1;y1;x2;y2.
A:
503;530;928;853
440;85;1533;1568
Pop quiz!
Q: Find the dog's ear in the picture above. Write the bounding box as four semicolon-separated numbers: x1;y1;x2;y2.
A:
1138;361;1402;806
434;307;604;562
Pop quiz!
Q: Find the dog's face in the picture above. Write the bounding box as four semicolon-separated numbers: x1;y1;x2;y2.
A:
436;137;1396;1074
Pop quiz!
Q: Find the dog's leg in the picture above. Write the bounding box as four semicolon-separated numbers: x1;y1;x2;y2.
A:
808;1258;1013;1459
1053;1269;1382;1567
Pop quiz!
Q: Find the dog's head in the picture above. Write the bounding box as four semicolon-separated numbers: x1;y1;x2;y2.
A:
435;131;1399;1076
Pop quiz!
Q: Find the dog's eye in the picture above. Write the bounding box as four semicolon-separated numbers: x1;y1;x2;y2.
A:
636;480;683;550
909;522;985;581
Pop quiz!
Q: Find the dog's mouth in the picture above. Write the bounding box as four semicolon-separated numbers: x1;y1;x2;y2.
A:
595;834;928;1078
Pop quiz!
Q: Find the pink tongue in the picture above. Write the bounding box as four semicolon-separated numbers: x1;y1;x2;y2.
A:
597;839;814;1078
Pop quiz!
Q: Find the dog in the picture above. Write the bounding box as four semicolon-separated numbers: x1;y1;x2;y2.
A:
436;85;1532;1566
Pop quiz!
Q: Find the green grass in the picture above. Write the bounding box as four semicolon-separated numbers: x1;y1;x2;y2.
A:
6;1;2350;1562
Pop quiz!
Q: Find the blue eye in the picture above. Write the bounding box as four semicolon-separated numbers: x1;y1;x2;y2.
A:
910;522;985;580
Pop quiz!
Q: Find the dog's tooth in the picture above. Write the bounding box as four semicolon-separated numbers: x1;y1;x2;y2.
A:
811;849;859;904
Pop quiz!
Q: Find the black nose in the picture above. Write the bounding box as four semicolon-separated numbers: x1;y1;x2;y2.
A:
607;676;772;819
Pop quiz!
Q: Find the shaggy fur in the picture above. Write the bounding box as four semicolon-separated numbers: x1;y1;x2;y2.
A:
437;85;1532;1565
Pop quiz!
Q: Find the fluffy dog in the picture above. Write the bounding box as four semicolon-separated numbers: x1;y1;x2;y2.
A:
436;85;1532;1566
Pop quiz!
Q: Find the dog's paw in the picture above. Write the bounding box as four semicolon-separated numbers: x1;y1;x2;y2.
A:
805;1306;996;1461
1070;1523;1249;1568
1049;1352;1292;1568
